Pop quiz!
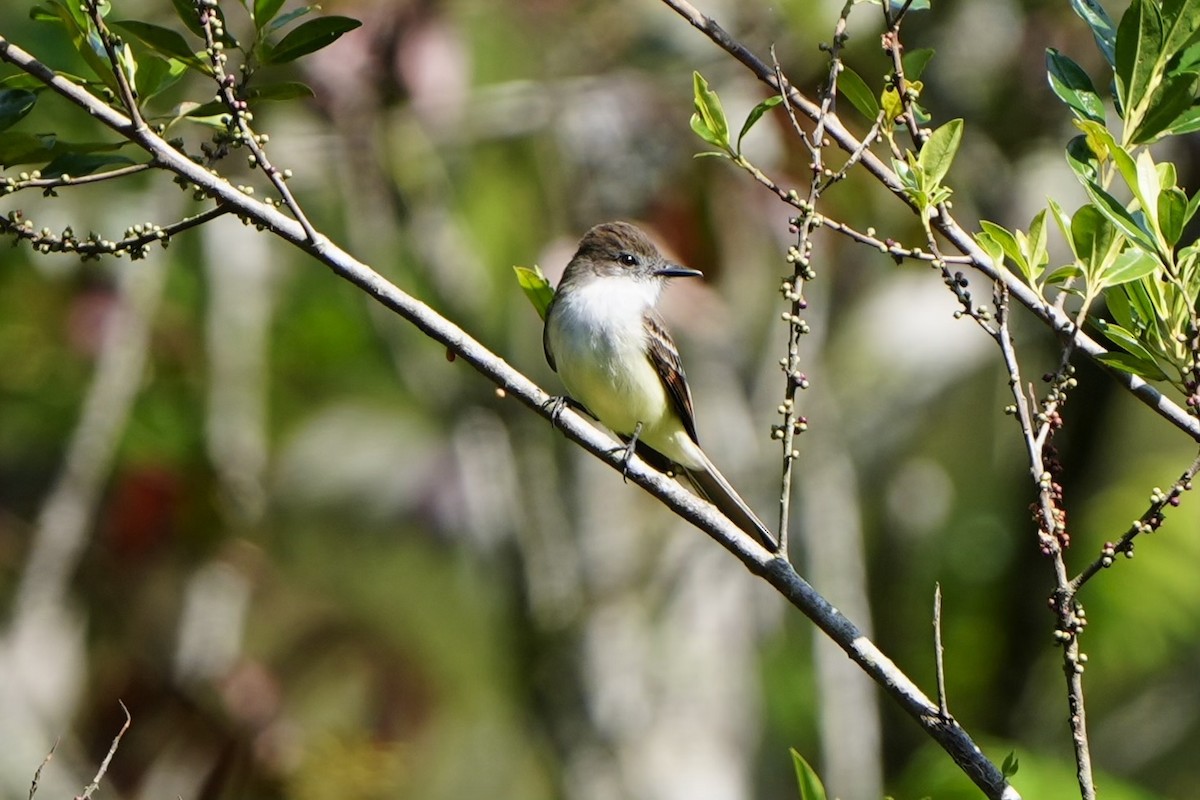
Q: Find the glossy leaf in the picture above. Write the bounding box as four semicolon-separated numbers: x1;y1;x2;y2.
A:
790;750;828;800
1071;204;1118;282
0;89;36;133
1132;71;1200;143
1072;0;1117;65
838;67;879;120
979;220;1029;281
1159;0;1200;63
1047;48;1106;122
513;266;554;321
918;117;963;186
1066;135;1100;184
261;15;362;64
1158;187;1187;246
266;5;316;35
1163;104;1200;136
1114;0;1164;115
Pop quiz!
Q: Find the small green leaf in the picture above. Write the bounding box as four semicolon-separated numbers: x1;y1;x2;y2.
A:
980;220;1029;281
790;750;828;800
901;48;935;80
1044;263;1085;286
1183;188;1200;229
1001;751;1020;779
0;89;37;133
737;95;782;150
1072;0;1117;65
1048;197;1074;252
1072;204;1118;283
267;4;316;34
514;265;555;321
1046;48;1106;123
838;67;879;120
1163;104;1200;136
1158;187;1187;246
262;15;362;64
1066;135;1100;184
1159;0;1200;63
974;231;1005;270
918;118;963;186
254;0;288;29
690;71;730;152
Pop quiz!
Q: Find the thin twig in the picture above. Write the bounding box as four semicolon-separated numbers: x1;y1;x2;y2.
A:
933;583;949;720
3;162;152;195
28;738;59;800
77;701;131;800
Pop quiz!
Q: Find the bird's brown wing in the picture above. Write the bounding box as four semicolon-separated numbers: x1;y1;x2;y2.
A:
644;310;699;444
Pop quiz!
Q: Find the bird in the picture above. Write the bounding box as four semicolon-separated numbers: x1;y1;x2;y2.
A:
542;221;779;551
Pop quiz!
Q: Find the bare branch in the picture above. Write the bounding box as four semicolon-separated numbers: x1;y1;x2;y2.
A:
76;701;131;800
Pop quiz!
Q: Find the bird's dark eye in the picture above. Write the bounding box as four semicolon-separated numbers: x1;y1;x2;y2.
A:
617;253;638;267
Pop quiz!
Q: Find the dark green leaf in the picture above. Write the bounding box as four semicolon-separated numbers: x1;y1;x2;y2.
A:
1001;752;1020;779
901;48;935;80
169;0;206;37
737;95;782;149
1047;49;1106;123
1183;188;1200;228
918;118;963;186
1176;40;1200;72
1159;0;1200;63
1066;135;1100;184
0;131;129;168
33;0;118;92
838;67;879;120
1097;318;1161;364
255;0;288;29
1159;187;1187;246
1105;284;1139;330
790;750;828;800
1095;350;1170;381
1163;103;1200;135
1131;70;1200;143
261;15;362;64
1115;0;1164;115
111;19;209;73
0;89;37;133
1072;0;1117;65
247;81;316;102
40;151;135;177
513;265;554;321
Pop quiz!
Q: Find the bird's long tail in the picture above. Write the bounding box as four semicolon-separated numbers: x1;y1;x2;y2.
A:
683;454;779;552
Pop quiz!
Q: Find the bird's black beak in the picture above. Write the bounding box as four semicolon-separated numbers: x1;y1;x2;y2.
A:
655;263;702;279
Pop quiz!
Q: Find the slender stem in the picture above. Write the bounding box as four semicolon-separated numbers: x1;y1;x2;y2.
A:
933;583;949;720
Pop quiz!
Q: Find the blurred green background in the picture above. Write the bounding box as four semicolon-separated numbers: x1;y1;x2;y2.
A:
2;1;1199;798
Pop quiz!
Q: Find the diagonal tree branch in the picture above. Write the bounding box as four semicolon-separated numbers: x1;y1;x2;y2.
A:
0;32;1020;800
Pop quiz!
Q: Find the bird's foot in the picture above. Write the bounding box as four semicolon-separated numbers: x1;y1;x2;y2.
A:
609;422;644;483
543;395;591;429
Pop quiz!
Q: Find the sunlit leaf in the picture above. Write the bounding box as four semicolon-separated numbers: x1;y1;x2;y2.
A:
1071;0;1117;65
1095;350;1170;381
690;71;730;152
1046;48;1106;123
514;265;554;321
790;750;828;800
838;67;879;120
917;117;963;186
1114;0;1164;117
1100;247;1158;287
1158;187;1187;246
